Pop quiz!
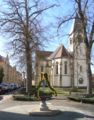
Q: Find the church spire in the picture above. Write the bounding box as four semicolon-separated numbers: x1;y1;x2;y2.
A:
73;13;83;33
73;12;84;44
68;13;84;52
6;54;10;64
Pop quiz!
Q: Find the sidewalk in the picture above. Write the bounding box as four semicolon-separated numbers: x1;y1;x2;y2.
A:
0;95;12;103
1;104;94;120
0;96;94;120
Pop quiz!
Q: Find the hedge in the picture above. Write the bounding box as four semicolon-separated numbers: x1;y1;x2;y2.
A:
68;95;94;104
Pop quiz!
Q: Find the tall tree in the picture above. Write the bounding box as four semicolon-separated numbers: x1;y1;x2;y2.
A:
58;0;94;94
0;0;55;94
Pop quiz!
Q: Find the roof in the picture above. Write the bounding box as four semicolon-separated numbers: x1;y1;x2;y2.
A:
48;44;72;59
0;55;4;62
69;13;83;43
70;13;83;33
36;50;53;60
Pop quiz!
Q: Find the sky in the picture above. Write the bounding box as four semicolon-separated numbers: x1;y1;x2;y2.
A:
0;0;70;63
0;0;94;73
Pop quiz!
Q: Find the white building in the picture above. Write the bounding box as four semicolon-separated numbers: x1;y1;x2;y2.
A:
35;14;88;88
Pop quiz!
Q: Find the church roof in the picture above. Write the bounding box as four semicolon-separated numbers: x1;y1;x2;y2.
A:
48;44;72;59
36;50;53;60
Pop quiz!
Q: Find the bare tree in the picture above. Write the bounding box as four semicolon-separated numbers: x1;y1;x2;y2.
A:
58;0;94;94
0;0;56;94
75;0;94;95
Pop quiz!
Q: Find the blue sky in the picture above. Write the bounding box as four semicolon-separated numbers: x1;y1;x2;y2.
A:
39;0;73;50
0;0;70;61
0;0;94;73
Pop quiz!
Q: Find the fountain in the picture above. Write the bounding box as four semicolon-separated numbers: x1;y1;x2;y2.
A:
29;73;61;116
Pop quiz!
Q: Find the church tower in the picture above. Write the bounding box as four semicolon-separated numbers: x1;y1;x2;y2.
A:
69;13;88;87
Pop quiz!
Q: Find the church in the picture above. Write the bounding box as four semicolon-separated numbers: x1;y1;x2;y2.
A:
35;14;88;88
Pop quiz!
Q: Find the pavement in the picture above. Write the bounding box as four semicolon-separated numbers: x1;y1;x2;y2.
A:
0;95;94;120
0;95;12;102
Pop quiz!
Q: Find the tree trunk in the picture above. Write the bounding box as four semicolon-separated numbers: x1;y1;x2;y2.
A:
26;47;32;94
86;48;92;95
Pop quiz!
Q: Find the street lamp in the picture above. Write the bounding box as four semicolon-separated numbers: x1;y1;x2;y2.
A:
22;71;26;87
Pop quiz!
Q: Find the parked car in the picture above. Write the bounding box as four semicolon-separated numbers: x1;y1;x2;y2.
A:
0;83;9;94
9;83;20;90
0;83;9;90
0;82;21;94
0;86;3;94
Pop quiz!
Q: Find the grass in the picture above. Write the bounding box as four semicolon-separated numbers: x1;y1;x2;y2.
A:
53;87;94;96
13;87;94;102
54;88;69;96
54;87;94;104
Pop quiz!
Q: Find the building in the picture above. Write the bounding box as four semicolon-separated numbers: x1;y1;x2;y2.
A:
35;51;53;85
35;14;89;88
47;45;73;87
0;55;22;85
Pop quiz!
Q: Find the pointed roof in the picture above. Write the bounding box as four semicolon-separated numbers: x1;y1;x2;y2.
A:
36;50;53;60
73;13;83;33
69;13;84;45
69;13;83;35
0;55;4;62
48;44;72;60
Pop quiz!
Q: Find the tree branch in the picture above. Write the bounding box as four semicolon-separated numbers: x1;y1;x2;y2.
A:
89;21;94;49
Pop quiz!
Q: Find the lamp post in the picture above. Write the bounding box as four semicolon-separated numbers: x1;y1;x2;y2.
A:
22;71;26;87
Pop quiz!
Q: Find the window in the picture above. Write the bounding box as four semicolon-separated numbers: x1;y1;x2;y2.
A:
56;62;58;74
64;61;67;74
60;62;62;74
41;65;43;72
80;65;82;72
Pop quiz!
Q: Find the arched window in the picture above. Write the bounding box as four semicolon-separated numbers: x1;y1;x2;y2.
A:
56;62;58;74
80;65;82;72
60;62;62;74
64;61;67;74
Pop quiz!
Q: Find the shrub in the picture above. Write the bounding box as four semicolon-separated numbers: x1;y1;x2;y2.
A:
17;86;37;96
68;95;94;104
13;88;53;101
13;94;38;101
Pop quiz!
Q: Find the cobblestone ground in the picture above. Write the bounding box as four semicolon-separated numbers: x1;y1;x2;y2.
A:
0;95;94;120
